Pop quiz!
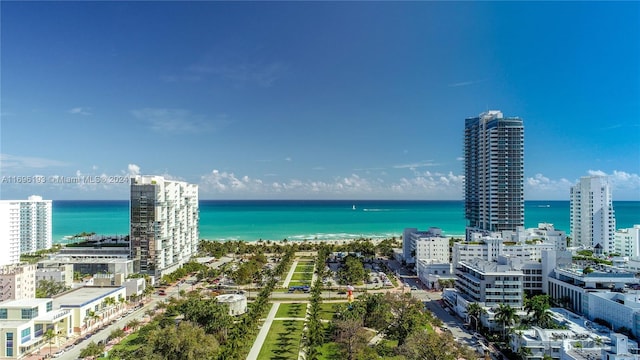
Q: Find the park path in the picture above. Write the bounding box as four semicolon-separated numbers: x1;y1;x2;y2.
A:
246;302;280;360
282;260;299;288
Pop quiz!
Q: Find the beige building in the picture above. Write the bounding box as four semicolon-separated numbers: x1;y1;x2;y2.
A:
0;264;36;302
52;286;127;334
0;298;72;359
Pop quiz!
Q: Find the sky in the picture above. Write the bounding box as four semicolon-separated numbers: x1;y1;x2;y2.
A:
1;1;639;201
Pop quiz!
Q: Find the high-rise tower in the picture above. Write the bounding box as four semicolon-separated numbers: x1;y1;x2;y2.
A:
464;110;524;233
130;175;199;278
0;195;52;265
570;176;616;252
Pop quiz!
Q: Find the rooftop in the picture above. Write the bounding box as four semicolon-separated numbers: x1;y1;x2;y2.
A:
0;298;50;308
53;286;124;308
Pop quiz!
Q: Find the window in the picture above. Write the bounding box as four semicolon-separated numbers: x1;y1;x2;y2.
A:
20;328;31;343
5;332;13;357
0;309;6;319
34;324;43;337
21;307;38;320
46;301;53;312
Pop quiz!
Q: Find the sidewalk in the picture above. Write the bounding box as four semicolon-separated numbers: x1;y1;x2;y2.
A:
282;260;299;288
246;302;280;360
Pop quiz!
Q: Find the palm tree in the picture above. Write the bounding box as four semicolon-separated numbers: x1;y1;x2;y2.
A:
524;295;552;327
43;329;56;357
517;345;532;360
467;302;487;332
104;297;116;319
126;318;141;331
495;303;518;339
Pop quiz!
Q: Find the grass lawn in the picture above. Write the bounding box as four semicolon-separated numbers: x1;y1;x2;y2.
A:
295;263;315;272
291;272;313;281
315;341;343;360
257;320;305;360
287;280;311;286
318;303;341;321
107;332;142;353
275;303;308;318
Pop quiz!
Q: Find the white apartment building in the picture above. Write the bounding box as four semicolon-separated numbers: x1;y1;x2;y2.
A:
0;196;52;263
584;291;640;339
546;257;638;315
402;227;446;264
508;308;632;360
570;176;616;253
0;264;36;302
455;257;524;308
452;237;503;265
615;225;640;257
416;259;453;290
130;175;199;279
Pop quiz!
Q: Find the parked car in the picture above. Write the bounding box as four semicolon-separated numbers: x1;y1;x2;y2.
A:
53;350;65;358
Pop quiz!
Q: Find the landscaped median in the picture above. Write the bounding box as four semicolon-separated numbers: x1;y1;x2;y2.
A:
257;320;306;359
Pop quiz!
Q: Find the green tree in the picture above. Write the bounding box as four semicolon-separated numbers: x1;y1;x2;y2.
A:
517;345;533;360
466;302;486;331
180;296;232;341
144;320;219;360
385;294;429;345
334;318;368;360
43;329;57;357
35;279;68;298
108;328;126;341
495;303;518;339
79;341;105;358
338;255;366;285
524;295;552;327
398;330;476;360
360;293;392;331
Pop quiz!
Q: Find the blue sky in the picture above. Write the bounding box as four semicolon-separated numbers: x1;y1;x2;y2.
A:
1;1;638;200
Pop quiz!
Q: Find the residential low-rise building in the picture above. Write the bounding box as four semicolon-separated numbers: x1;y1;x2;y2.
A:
0;298;72;359
52;286;127;334
35;264;74;288
546;257;639;314
0;264;36;302
508;307;630;360
416;259;452;290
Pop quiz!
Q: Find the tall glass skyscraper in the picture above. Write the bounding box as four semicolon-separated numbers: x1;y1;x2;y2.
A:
464;110;524;233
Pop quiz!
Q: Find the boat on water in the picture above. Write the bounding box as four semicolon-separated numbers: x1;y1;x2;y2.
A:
352;205;356;210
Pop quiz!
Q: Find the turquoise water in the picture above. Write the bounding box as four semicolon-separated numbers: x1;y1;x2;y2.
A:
52;200;640;243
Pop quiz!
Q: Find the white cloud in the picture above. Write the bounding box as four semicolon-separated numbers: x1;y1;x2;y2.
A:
131;108;213;133
200;169;463;199
447;79;487;88
392;161;438;170
0;153;70;169
68;107;92;115
127;164;141;176
526;170;640;200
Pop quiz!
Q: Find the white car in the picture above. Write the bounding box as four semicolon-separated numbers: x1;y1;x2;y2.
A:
52;350;65;358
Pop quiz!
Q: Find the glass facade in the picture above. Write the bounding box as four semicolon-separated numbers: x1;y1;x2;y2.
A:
464;111;524;232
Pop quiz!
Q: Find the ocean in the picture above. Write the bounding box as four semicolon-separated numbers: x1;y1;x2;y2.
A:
51;200;640;243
